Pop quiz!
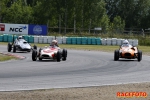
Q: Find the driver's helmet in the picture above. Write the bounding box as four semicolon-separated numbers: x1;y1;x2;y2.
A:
50;40;57;46
18;36;23;39
123;40;129;44
122;40;129;47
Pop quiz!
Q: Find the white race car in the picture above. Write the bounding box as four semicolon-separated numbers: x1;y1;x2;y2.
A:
32;46;67;62
7;38;37;53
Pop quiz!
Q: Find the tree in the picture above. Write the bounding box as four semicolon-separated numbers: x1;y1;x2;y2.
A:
1;0;34;24
113;16;125;33
104;0;150;28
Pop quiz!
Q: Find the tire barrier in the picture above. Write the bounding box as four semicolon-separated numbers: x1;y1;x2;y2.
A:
34;36;39;43
91;37;96;45
66;37;72;44
111;38;117;45
101;38;106;45
3;34;8;42
77;37;82;44
28;36;34;43
0;34;138;46
47;36;55;44
133;39;138;46
8;35;13;42
96;38;101;45
87;37;92;45
62;36;67;44
0;35;3;42
56;36;63;44
71;37;76;44
117;39;123;46
106;38;111;45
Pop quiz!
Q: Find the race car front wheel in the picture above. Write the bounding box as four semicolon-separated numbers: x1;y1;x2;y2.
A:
137;50;142;62
57;51;61;62
62;49;67;61
33;45;37;50
114;50;119;61
7;43;12;52
13;45;16;53
32;50;37;61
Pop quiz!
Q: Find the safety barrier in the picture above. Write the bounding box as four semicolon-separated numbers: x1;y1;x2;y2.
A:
0;34;138;46
0;35;3;42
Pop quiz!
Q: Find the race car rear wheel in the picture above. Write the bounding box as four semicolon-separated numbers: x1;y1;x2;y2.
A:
114;50;119;61
57;51;61;62
13;45;16;53
62;49;67;61
7;43;12;52
32;50;37;61
137;50;142;62
33;45;37;50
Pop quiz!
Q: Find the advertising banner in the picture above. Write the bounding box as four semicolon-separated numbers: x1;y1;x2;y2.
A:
0;24;5;34
0;24;5;31
0;23;28;35
28;25;47;35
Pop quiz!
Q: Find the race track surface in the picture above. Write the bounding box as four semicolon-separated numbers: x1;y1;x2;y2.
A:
0;45;150;91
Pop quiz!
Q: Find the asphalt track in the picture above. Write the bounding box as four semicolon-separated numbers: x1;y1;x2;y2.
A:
0;45;150;91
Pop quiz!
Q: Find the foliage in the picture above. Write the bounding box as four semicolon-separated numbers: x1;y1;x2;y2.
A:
113;16;125;33
1;0;150;31
1;0;34;24
104;0;150;28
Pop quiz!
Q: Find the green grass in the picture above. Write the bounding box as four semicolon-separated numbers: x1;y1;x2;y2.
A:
0;54;16;61
1;42;150;55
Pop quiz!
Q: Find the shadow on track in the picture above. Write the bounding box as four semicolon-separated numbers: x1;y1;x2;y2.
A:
117;59;137;62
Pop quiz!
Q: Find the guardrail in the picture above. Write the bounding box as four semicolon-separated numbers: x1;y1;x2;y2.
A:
0;34;138;46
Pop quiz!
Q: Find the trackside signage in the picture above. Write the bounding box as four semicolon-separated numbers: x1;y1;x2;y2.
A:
0;24;5;31
0;23;28;35
0;24;5;34
28;24;47;35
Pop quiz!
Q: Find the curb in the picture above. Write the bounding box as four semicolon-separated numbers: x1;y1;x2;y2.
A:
0;52;25;59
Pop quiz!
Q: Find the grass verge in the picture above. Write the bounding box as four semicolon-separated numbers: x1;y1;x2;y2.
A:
0;54;17;61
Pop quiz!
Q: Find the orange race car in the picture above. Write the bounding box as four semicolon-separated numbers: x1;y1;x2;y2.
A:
114;40;142;62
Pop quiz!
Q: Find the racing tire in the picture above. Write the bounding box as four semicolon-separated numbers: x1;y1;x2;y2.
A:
62;49;67;61
33;45;37;50
137;50;142;62
13;45;16;53
114;50;119;61
7;43;12;52
32;50;37;61
57;51;61;62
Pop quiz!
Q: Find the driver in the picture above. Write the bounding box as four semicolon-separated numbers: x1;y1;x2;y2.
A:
50;40;59;47
18;36;23;40
122;39;132;47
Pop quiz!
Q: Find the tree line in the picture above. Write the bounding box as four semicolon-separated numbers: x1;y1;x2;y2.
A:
0;0;150;33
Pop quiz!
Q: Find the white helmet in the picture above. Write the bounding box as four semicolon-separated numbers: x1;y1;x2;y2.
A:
50;40;57;46
123;40;129;44
52;40;57;43
18;36;23;39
